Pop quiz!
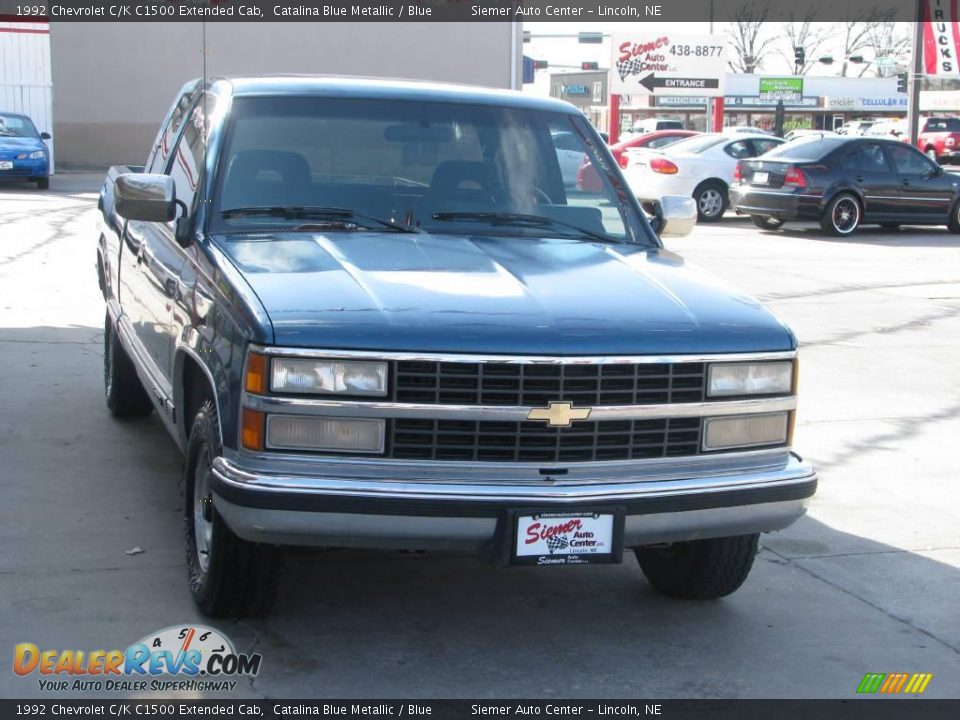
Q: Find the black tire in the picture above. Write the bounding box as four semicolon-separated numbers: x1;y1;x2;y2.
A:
104;313;153;417
185;400;280;617
820;193;861;237
693;181;728;222
636;534;759;600
750;215;784;230
35;177;49;190
948;201;960;234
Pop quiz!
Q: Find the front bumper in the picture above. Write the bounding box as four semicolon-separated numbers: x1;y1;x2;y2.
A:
0;157;48;177
211;452;817;552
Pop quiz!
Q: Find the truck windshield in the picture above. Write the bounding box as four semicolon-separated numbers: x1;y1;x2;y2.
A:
211;96;651;244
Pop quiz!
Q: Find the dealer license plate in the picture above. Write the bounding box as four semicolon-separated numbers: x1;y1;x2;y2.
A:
513;511;622;565
0;161;13;170
752;171;769;185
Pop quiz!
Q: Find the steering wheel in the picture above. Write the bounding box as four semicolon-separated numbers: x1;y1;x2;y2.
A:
487;185;552;207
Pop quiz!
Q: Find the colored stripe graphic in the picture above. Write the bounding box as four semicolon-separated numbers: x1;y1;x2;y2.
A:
857;673;932;694
857;673;886;693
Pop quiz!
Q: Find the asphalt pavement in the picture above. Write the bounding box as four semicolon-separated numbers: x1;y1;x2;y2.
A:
1;173;958;699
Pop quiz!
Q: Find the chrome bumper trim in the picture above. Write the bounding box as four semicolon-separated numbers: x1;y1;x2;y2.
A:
211;453;816;504
244;394;797;422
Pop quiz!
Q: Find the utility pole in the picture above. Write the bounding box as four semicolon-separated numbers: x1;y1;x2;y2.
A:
705;1;715;132
908;0;924;146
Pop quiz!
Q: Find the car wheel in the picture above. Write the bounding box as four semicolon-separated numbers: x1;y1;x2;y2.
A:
694;181;727;222
104;313;153;417
185;400;281;617
636;534;759;600
948;201;960;234
35;177;49;190
750;215;784;230
820;193;861;236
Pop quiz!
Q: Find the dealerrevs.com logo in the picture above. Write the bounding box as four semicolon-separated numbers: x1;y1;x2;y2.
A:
13;625;261;693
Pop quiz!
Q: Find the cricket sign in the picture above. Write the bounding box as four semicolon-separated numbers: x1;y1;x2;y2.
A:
611;33;726;97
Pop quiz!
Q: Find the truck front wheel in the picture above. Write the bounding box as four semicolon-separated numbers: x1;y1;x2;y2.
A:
185;400;281;617
635;533;760;599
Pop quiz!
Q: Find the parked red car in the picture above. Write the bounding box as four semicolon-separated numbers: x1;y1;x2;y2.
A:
917;117;960;163
577;130;699;192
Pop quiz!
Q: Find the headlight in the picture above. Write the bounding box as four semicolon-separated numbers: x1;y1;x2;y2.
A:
28;150;45;160
707;361;793;397
266;415;385;453
270;357;388;396
703;412;789;450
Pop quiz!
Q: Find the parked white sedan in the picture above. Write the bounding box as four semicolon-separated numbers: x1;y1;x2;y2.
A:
623;133;783;221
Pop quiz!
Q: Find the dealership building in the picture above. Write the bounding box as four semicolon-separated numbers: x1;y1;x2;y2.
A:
0;11;521;167
547;71;909;134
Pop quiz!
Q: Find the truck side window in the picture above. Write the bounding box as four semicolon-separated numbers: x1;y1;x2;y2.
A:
167;94;215;215
146;91;198;174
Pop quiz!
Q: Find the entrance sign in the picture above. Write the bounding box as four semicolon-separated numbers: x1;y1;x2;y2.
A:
611;33;725;96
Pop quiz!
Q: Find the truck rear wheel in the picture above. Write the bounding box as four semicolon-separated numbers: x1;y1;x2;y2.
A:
185;400;280;617
104;313;153;417
635;533;759;599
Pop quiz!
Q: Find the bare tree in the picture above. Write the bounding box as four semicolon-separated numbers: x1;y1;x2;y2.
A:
727;1;774;74
837;9;897;77
860;22;911;76
778;11;837;75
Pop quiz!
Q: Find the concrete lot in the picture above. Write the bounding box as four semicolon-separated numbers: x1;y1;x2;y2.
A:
1;173;958;699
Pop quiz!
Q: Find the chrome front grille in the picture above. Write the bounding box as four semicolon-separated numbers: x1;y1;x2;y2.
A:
389;417;702;463
391;360;707;407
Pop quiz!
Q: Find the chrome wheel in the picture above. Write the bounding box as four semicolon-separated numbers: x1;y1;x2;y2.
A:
831;197;860;234
697;188;724;218
192;445;214;574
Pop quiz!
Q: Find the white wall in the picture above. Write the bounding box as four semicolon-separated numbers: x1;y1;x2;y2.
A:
50;22;519;167
1;20;54;171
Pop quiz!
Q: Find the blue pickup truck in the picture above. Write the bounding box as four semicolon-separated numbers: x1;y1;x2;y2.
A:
97;77;816;617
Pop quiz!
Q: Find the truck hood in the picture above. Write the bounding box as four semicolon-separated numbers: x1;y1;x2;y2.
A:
215;231;795;355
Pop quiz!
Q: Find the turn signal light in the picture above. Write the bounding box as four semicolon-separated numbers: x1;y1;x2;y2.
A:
618;154;630;169
245;351;267;394
784;167;807;188
650;157;679;175
241;408;265;451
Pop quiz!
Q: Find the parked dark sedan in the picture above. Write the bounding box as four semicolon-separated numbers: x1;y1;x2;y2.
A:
730;136;960;236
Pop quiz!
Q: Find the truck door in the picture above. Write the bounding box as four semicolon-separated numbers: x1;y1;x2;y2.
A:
123;94;209;391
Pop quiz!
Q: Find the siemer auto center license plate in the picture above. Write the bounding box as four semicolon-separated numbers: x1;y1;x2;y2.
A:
514;511;622;565
0;161;13;170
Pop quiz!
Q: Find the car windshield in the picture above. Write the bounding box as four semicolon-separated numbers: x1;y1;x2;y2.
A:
659;134;725;154
212;96;651;245
0;114;39;138
927;117;960;131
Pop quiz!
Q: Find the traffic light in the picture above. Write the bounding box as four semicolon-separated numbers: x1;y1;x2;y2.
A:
581;62;599;70
848;55;865;64
818;56;834;65
794;46;805;67
897;72;908;93
533;60;549;70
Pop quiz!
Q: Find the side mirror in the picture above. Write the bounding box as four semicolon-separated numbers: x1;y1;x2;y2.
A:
115;173;176;222
40;132;51;140
643;195;697;238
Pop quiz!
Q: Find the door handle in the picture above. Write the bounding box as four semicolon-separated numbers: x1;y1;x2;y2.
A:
901;179;911;187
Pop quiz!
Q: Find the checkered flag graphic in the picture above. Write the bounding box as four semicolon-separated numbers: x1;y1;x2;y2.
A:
546;535;569;554
617;57;644;81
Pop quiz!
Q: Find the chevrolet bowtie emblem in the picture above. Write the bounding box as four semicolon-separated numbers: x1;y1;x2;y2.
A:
527;401;592;428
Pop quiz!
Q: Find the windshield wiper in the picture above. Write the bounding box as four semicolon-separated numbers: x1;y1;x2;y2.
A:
221;206;420;233
430;211;623;244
